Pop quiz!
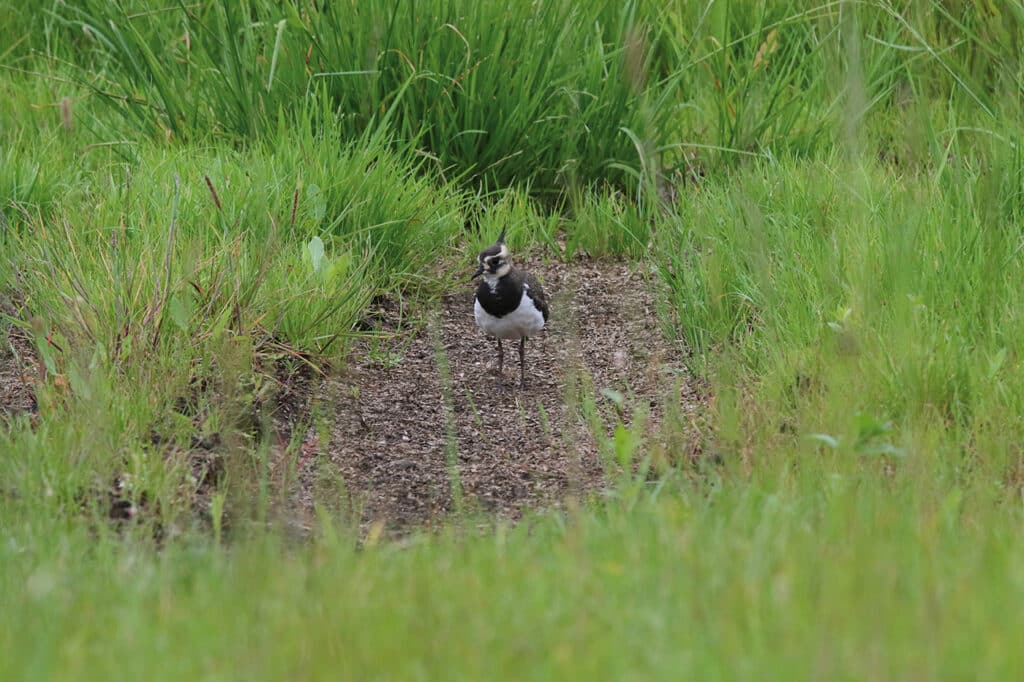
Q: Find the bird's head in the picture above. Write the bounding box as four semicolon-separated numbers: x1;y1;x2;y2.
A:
471;228;512;280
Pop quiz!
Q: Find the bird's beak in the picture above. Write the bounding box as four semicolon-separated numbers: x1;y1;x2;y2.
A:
470;264;484;281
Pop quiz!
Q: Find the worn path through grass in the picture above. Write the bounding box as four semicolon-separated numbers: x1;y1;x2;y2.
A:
288;257;703;532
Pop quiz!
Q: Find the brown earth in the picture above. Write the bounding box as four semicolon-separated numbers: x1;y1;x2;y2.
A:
293;257;704;531
0;317;38;423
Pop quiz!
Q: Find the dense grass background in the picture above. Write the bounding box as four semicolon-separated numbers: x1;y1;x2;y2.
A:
3;0;1024;678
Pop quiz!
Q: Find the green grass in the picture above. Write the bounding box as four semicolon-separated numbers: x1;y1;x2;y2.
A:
4;0;1024;678
3;473;1023;679
661;150;1024;474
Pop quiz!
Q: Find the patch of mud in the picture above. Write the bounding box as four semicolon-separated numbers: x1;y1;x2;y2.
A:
312;258;703;530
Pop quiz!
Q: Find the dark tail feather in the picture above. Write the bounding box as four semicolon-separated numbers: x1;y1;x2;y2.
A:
497;227;506;243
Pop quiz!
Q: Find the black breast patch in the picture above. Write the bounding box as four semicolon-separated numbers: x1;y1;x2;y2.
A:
475;276;522;318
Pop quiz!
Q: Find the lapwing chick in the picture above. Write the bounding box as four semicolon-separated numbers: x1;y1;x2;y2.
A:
471;229;550;388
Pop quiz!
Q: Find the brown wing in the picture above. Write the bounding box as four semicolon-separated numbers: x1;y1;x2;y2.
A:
523;271;550;322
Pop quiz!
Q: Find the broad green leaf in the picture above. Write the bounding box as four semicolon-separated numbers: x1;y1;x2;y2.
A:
169;292;191;333
307;184;326;221
805;433;839;449
308;236;325;273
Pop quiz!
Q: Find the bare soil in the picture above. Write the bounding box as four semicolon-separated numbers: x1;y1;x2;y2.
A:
0;320;38;422
298;257;704;531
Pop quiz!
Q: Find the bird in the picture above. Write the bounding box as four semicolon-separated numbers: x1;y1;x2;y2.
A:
471;228;550;388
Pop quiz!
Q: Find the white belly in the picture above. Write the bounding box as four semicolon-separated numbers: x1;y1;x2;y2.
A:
475;294;546;340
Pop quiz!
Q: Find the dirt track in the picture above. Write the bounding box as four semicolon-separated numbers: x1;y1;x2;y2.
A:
301;257;702;529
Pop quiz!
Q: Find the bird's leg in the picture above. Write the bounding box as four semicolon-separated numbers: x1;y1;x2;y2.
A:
519;336;527;388
497;337;504;375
